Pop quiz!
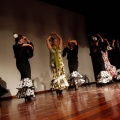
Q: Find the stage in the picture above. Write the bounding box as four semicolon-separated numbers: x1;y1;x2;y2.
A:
1;82;120;120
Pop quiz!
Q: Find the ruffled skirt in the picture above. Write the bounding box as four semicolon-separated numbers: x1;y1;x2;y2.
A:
16;78;35;98
51;74;69;90
97;71;113;83
68;71;85;87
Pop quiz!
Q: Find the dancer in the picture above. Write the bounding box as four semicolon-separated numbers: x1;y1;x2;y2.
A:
62;38;85;90
46;31;69;95
62;38;78;73
93;33;116;84
110;39;120;69
90;34;106;82
13;33;35;102
111;39;120;80
97;34;117;79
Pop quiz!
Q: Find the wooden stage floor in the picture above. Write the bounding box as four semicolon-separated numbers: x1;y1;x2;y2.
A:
1;82;120;120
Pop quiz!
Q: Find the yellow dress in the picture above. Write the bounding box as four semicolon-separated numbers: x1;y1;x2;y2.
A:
50;47;69;90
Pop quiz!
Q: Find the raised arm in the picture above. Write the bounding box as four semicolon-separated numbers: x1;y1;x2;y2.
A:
104;38;110;46
111;39;115;48
23;36;31;43
46;35;52;51
22;36;33;49
116;39;120;48
21;44;33;49
112;39;120;49
67;38;78;45
96;33;104;42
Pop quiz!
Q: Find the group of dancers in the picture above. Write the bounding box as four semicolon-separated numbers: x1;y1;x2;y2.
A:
46;32;85;94
90;33;120;84
11;31;86;102
2;32;118;102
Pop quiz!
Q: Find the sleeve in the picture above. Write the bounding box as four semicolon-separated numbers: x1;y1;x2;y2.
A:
27;41;34;48
75;45;78;51
17;43;23;47
13;44;20;58
62;47;68;57
26;42;34;59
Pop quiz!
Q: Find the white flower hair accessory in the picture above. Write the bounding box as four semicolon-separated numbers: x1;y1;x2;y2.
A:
13;33;18;38
92;36;97;41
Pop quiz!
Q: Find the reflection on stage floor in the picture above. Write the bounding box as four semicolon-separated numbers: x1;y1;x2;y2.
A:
1;82;120;120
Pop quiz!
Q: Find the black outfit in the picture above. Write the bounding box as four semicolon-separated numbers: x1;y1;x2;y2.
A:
13;42;33;79
108;47;120;69
13;42;35;101
90;45;105;80
62;45;78;73
0;85;8;97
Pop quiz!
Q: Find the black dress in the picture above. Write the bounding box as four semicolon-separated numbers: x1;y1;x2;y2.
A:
109;47;120;69
90;46;105;80
13;42;33;79
13;42;35;99
62;45;80;90
62;45;78;73
0;85;8;97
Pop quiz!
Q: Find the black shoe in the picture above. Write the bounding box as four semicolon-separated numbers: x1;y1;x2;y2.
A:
24;97;27;102
24;96;32;102
59;90;63;94
56;90;63;95
56;90;59;95
27;96;32;101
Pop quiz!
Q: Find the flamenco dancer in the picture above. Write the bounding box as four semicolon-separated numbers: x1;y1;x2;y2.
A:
13;33;35;102
93;33;116;84
46;31;69;95
62;38;85;90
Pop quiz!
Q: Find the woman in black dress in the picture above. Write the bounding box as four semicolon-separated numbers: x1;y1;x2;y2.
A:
13;33;35;101
62;38;84;90
62;38;78;73
110;39;120;69
90;34;106;81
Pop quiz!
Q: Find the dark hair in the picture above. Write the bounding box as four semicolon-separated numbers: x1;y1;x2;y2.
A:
68;42;75;47
50;37;56;42
15;35;23;44
99;40;107;52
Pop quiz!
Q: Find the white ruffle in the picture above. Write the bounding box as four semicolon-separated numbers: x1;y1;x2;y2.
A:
97;71;112;83
16;78;35;98
68;71;85;86
17;78;34;88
